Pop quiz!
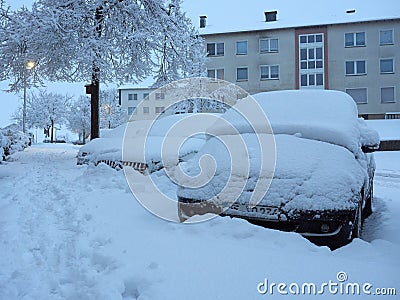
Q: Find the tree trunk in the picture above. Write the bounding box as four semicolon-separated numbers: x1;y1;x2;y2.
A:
90;72;100;140
83;129;86;144
50;119;54;143
90;6;103;140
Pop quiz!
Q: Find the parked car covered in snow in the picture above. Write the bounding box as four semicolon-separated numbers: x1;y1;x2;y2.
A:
77;114;212;173
177;90;379;247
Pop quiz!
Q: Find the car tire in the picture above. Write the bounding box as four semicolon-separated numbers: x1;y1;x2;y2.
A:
352;204;363;239
363;182;373;219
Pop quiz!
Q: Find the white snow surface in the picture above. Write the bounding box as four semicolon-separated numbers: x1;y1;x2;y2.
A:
208;90;380;155
80;114;216;168
185;0;400;35
0;131;9;158
365;119;400;141
0;143;399;299
180;90;378;212
178;133;367;212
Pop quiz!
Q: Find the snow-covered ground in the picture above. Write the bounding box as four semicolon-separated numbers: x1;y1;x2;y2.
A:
0;143;399;299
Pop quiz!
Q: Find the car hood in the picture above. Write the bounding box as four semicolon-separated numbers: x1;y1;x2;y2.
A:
177;134;368;214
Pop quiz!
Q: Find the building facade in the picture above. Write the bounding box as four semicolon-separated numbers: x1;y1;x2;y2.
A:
118;87;158;120
203;18;400;119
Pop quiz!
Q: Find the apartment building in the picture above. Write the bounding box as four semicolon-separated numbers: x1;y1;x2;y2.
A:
118;86;158;120
119;80;240;120
200;8;400;119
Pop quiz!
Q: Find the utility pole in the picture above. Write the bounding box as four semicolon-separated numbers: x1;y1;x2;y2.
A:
22;60;35;133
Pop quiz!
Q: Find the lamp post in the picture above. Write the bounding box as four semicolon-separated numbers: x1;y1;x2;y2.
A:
22;60;35;133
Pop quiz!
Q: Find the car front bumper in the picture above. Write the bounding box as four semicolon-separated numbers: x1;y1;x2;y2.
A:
178;197;355;242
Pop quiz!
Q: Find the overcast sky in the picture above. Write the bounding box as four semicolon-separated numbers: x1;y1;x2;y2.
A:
1;0;399;127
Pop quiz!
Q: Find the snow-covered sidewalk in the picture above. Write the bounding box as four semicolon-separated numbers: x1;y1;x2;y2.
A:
0;144;399;299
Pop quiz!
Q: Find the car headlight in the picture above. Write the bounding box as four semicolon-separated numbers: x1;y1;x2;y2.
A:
320;223;330;233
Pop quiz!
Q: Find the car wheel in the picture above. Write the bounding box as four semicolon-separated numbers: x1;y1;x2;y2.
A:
363;182;373;219
352;204;363;239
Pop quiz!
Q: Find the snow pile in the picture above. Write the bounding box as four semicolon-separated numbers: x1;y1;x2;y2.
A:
80;114;216;170
357;118;381;148
178;134;366;213
208;90;379;155
0;129;30;159
0;131;10;159
1;144;399;299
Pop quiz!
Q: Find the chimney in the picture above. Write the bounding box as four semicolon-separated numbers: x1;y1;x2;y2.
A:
264;11;277;22
200;16;207;28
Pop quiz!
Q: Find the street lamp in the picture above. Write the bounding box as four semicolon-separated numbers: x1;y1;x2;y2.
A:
22;60;35;133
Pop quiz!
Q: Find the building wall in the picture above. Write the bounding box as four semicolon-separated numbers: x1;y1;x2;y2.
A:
119;88;160;120
203;19;400;118
205;28;296;95
327;20;400;116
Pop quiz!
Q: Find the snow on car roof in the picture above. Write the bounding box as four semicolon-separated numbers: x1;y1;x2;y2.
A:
207;89;379;154
80;114;219;166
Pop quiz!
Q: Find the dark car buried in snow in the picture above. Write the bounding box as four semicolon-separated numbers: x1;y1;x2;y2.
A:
177;90;379;248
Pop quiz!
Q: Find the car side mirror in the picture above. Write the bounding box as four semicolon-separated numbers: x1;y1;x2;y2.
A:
361;144;379;153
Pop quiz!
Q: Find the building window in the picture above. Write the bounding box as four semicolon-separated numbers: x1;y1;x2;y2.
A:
345;32;366;47
143;93;149;100
346;88;368;104
207;42;224;56
380;29;394;45
128;93;137;101
300;47;323;70
155;106;165;113
143;107;150;114
260;65;279;80
299;34;323;44
381;87;395;103
300;73;324;87
380;58;394;73
236;41;248;55
299;33;325;89
155;92;165;100
207;68;224;80
260;38;279;53
128;107;136;115
236;67;248;81
345;60;366;75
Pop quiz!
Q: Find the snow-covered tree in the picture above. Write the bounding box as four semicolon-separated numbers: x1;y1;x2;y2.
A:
100;88;126;129
0;0;206;139
67;96;91;144
25;89;71;143
167;98;230;115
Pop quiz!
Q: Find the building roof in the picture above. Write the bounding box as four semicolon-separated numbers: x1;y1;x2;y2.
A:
118;76;156;90
182;0;400;35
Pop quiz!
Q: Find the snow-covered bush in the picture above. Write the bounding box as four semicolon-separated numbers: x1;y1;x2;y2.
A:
1;129;31;158
0;131;11;160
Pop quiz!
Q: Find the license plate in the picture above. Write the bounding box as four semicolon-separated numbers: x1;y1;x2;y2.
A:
229;203;279;215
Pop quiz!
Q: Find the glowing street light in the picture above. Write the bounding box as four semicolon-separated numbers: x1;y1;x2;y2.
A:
22;60;35;133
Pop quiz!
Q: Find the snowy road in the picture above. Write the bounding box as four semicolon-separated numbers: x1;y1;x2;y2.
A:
0;144;399;299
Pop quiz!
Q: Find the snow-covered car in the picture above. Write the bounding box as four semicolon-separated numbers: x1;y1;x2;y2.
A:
177;90;380;247
77;114;212;173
